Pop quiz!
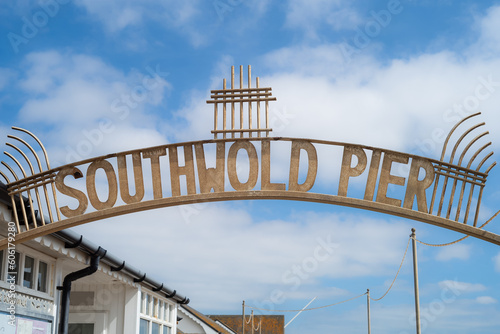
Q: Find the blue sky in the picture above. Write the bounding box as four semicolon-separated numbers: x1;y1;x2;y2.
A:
2;0;500;333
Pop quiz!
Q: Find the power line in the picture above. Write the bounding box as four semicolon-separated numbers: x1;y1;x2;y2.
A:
416;209;500;247
245;293;367;313
369;236;411;301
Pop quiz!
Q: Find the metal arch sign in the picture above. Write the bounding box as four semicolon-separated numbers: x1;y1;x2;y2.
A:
1;65;499;248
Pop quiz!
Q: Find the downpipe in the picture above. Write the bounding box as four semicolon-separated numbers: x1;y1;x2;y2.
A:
58;247;106;334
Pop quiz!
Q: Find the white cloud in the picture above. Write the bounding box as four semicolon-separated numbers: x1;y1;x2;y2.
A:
16;51;171;164
438;280;486;293
476;296;497;304
0;68;16;91
494;252;500;272
285;0;361;39
71;204;411;310
74;0;206;46
174;42;500;165
435;243;471;261
474;5;500;56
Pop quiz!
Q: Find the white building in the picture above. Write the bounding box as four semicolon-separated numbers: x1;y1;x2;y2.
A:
177;305;234;334
0;182;189;334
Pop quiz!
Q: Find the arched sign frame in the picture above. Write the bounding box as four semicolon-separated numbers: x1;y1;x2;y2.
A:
0;66;499;248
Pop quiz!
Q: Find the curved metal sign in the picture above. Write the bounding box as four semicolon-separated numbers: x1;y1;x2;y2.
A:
1;66;498;248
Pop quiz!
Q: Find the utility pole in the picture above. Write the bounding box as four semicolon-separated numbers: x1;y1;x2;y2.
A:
411;228;421;334
367;289;371;334
242;300;245;334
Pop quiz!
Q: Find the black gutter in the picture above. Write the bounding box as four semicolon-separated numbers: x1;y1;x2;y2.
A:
58;247;105;334
0;182;190;305
53;228;189;304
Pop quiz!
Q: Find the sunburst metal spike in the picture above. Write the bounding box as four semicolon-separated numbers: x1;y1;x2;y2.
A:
477;151;494;172
457;131;488;166
6;142;36;175
8;135;44;172
10;126;61;221
7;134;55;224
440;112;481;161
467;142;492;169
0;170;9;184
2;161;19;181
449;122;485;164
1;160;29;231
5;142;46;226
3;151;38;229
485;161;496;174
12;126;52;170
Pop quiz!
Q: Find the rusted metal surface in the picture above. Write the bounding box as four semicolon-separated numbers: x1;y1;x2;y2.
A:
208;314;285;334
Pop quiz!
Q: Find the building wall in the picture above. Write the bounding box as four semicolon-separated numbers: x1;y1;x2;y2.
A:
70;282;130;334
0;198;179;334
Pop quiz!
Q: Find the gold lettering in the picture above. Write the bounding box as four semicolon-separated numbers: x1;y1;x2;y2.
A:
288;140;317;192
195;142;225;193
55;167;88;217
227;141;259;191
364;150;382;201
87;160;118;210
376;153;407;207
338;146;367;197
143;148;166;199
403;158;435;212
117;153;145;204
261;140;286;191
169;145;196;196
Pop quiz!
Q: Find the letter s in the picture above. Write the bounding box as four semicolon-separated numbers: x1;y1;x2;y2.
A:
55;167;88;217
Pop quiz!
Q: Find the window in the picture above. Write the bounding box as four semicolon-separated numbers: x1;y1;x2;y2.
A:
68;323;94;334
23;255;35;288
0;250;4;280
12;251;21;285
139;319;149;334
1;248;52;296
38;261;48;293
153;297;158;317
140;291;175;334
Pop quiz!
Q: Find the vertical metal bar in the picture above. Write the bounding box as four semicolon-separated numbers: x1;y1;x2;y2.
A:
20;193;30;231
214;93;218;139
3;156;36;229
473;186;485;227
13;126;62;221
455;179;468;222
240;65;244;137
7;142;46;226
52;181;62;221
411;229;421;334
231;66;235;138
10;195;21;233
367;289;371;334
428;171;440;214
446;177;459;220
223;78;227;139
265;98;269;137
3;164;31;232
256;77;261;137
8;135;55;223
463;183;475;224
437;174;450;216
248;65;252;138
